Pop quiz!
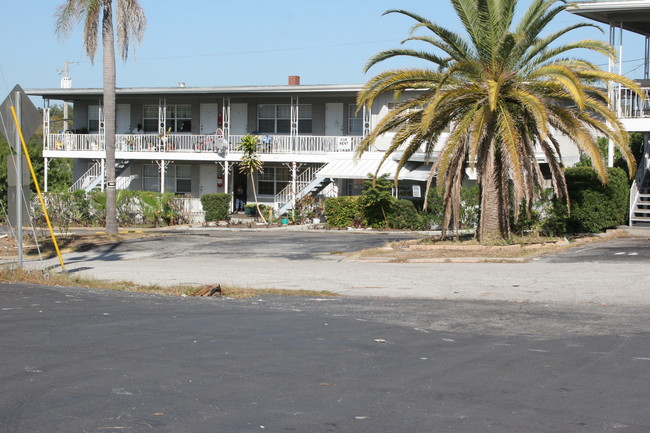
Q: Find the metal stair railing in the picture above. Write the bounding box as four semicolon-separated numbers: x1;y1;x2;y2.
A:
69;161;102;192
274;164;327;214
630;138;650;225
69;160;132;193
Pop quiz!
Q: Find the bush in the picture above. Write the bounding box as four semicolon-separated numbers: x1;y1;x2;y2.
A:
201;193;231;222
360;174;395;228
547;167;629;234
387;199;425;230
325;196;363;228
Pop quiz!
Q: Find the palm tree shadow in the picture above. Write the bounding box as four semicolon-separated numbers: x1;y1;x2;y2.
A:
65;242;126;263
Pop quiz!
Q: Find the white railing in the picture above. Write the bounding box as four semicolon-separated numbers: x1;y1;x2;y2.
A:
274;164;323;208
69;161;103;192
46;133;364;154
630;138;650;224
614;87;650;119
48;133;104;151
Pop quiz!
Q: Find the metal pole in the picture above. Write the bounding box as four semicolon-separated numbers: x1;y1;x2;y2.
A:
14;91;23;267
643;36;650;80
292;161;297;209
224;161;231;212
160;160;165;193
44;157;49;193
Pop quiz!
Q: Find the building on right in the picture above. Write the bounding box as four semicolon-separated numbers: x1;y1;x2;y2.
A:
567;0;650;225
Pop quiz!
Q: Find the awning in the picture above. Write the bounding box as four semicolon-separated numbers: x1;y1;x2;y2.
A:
316;154;432;181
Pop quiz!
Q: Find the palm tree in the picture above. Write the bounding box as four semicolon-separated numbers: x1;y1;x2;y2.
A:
56;0;146;234
357;0;641;242
238;134;267;224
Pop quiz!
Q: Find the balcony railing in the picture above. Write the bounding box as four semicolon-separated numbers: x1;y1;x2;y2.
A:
613;86;650;119
45;133;363;154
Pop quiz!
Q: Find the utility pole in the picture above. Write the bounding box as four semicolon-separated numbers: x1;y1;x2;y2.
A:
59;61;78;131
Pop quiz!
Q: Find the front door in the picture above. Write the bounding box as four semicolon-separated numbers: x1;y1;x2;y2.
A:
116;104;131;133
325;103;344;136
199;164;218;196
200;103;219;134
230;103;248;135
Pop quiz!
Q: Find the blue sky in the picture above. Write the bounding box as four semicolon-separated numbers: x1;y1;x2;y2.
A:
1;0;648;95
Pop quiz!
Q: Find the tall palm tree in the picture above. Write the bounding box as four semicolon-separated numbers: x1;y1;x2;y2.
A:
357;0;641;242
56;0;146;234
238;134;267;224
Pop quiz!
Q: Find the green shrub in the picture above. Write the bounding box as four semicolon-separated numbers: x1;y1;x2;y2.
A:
548;167;629;234
361;174;395;228
325;196;363;228
201;193;231;222
387;199;424;230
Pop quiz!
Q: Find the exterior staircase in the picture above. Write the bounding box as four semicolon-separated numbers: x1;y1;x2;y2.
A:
275;164;332;216
630;138;650;226
69;160;131;192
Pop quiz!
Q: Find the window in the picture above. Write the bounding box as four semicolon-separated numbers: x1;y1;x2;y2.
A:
142;164;159;191
257;104;312;133
258;166;290;195
143;164;192;193
143;105;192;133
167;165;192;194
348;104;363;135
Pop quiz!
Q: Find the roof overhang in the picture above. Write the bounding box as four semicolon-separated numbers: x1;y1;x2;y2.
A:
26;84;365;101
317;154;432;182
566;1;650;36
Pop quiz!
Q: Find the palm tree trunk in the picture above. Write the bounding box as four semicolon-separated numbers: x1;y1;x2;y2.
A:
103;0;118;234
250;173;267;224
478;147;503;242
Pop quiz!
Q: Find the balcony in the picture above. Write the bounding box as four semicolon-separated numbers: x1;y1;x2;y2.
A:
44;133;363;155
616;85;650;119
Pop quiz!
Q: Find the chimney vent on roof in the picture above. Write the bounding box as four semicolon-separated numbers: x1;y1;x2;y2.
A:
288;75;300;86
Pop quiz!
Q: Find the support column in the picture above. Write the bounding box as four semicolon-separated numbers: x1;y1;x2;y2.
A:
44;158;49;193
101;159;105;191
291;97;299;153
363;104;371;137
158;160;169;193
224;161;231;212
292;161;297;209
222;98;230;140
643;36;650;80
608;23;624;167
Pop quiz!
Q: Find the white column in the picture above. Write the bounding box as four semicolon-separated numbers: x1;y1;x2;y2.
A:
292;161;297;209
101;159;105;191
160;160;166;192
44;158;49;192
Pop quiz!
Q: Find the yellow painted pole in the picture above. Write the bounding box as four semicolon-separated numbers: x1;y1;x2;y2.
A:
10;106;66;271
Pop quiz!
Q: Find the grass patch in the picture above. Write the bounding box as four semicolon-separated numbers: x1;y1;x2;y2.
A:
0;267;337;299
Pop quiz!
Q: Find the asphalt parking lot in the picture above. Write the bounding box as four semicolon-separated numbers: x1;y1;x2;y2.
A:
2;282;650;433
3;230;650;431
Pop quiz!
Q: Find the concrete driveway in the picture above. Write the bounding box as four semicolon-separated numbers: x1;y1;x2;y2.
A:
31;229;650;306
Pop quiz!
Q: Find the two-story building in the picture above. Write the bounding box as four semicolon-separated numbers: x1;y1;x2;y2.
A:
28;74;587;219
28;77;444;217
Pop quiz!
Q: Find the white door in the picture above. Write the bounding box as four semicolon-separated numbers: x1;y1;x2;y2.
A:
116;104;131;133
230;103;248;135
199;164;218;196
325;103;344;136
200;103;219;134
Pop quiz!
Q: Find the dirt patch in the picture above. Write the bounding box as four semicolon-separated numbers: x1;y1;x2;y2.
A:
350;230;631;263
0;229;162;261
